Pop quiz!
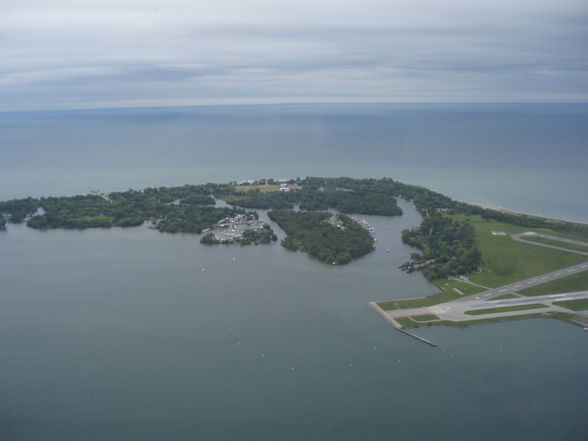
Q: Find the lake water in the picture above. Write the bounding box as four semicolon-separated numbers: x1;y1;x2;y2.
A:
1;104;587;440
1;103;587;221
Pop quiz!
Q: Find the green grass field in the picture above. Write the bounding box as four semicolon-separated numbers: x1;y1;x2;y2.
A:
380;275;488;311
553;298;588;311
434;311;587;328
400;312;586;329
493;293;520;300
395;309;587;329
395;314;440;328
234;184;280;193
377;290;462;310
532;228;588;243
451;215;586;288
434;279;486;296
379;214;588;314
520;236;588;253
465;303;547;316
520;270;588;296
395;317;417;328
410;314;439;322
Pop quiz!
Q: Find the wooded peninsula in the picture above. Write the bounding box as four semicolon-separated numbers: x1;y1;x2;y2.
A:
1;177;587;277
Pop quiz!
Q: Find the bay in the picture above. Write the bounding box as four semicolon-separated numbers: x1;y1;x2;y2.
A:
1;104;587;440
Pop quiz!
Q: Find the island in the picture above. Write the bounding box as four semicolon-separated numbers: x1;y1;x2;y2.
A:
1;176;587;334
268;210;374;264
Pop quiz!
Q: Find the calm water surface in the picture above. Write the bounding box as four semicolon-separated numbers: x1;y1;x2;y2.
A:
1;104;587;440
1;103;587;221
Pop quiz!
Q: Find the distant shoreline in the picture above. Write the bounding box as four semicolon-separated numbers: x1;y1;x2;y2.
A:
457;200;588;227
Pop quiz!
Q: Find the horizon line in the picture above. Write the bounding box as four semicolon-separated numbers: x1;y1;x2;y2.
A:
2;100;588;115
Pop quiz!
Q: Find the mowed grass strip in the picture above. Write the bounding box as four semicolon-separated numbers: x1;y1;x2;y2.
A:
520;270;588;296
377;290;462;310
395;317;417;328
395;314;439;328
450;215;586;288
410;314;439;322
234;185;280;193
434;279;486;296
553;298;588;311
396;311;587;329
465;303;547;316
434;313;546;328
493;293;520;300
433;311;588;328
521;236;588;253
378;215;587;312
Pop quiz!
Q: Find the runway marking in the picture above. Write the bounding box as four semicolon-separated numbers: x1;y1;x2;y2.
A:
549;294;569;299
555;273;562;276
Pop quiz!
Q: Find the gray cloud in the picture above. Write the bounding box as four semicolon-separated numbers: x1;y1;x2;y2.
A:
1;0;587;110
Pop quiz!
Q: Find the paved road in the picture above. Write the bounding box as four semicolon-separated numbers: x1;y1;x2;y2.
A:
518;232;588;248
448;261;588;304
429;290;588;321
513;233;588;256
430;259;588;321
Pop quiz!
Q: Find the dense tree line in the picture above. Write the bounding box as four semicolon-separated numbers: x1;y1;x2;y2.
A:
218;191;296;209
0;185;236;233
239;225;277;245
456;202;588;237
0;197;39;223
0;178;451;231
268;210;374;264
401;215;481;280
132;185;218;205
157;206;241;234
296;177;456;216
24;195;145;230
297;189;402;215
220;183;403;216
2;177;585;271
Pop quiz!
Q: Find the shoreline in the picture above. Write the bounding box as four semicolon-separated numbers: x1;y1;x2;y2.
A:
457;200;588;226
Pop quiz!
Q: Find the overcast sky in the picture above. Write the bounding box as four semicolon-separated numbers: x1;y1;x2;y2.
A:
1;0;587;110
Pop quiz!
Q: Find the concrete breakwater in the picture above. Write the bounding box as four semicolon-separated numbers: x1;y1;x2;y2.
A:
369;302;437;347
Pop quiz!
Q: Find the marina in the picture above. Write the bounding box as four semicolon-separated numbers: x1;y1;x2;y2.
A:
350;216;376;235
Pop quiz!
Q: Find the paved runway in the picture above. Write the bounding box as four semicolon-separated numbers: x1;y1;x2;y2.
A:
512;232;588;256
447;261;588;304
429;290;588;321
378;231;588;326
